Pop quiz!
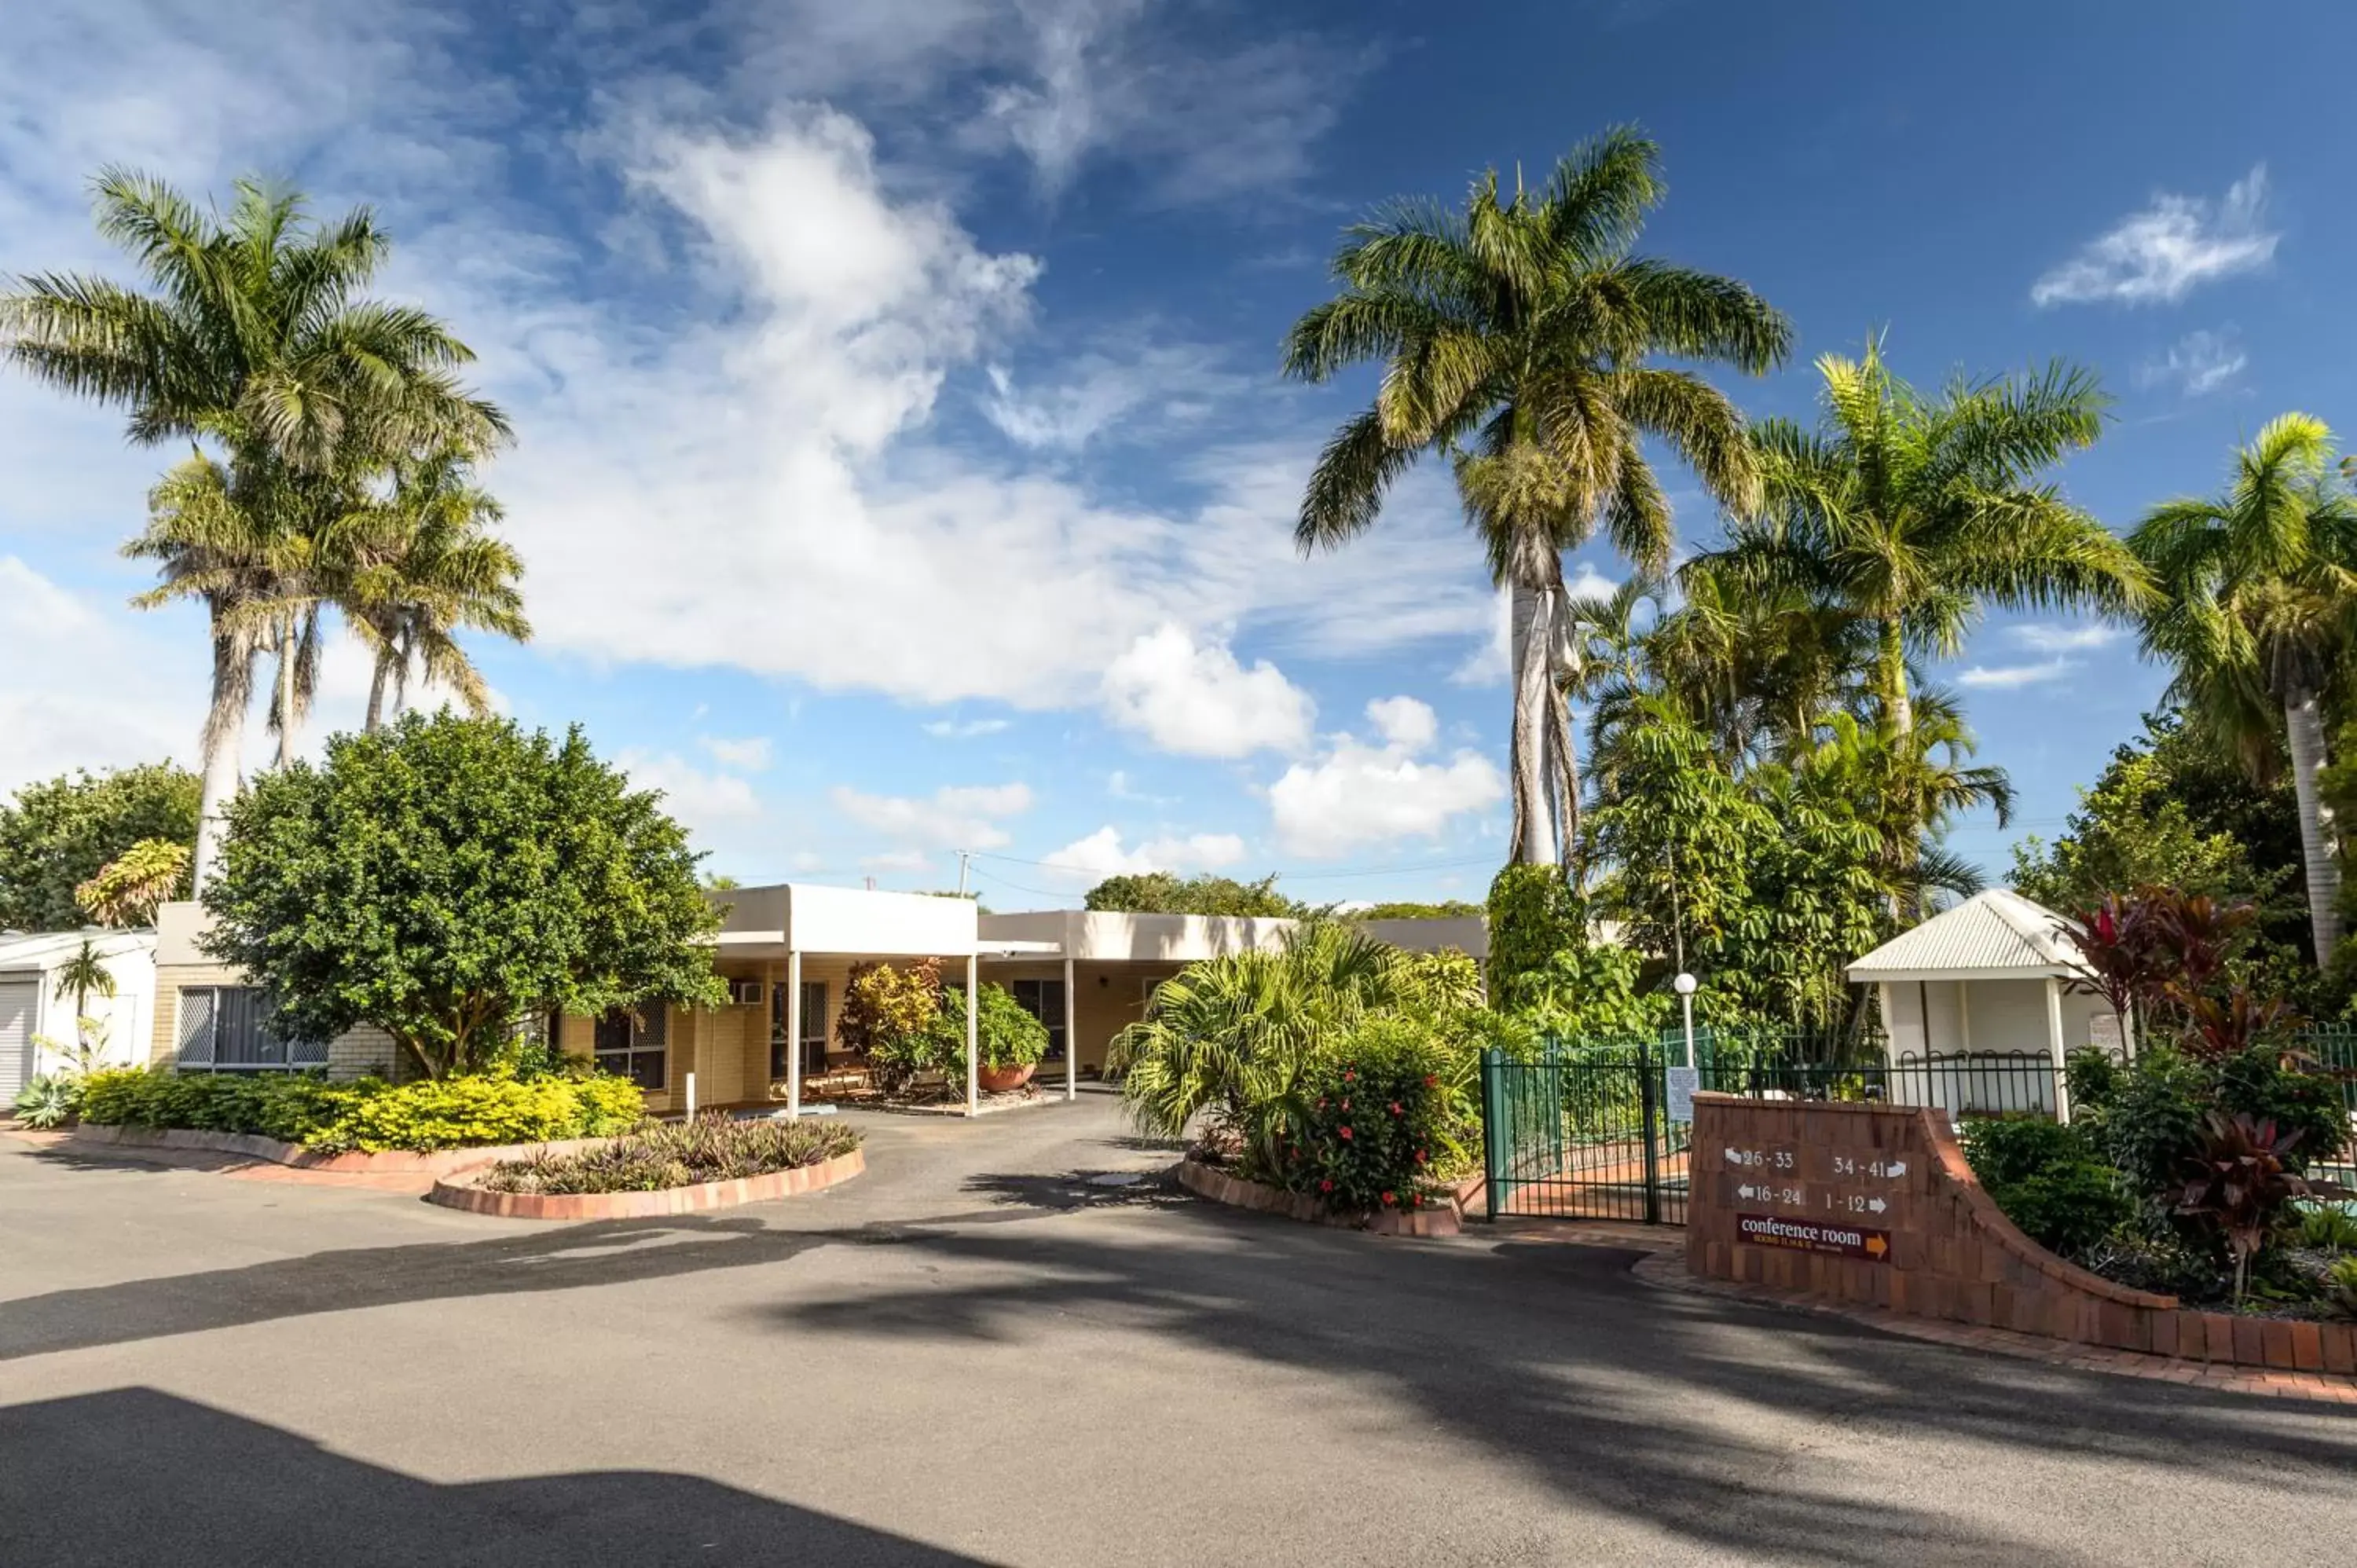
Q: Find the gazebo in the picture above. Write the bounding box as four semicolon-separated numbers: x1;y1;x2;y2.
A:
1846;889;2117;1120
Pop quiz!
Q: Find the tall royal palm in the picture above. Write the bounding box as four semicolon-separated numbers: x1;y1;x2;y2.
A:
0;171;508;885
2130;414;2357;965
1701;335;2147;742
347;447;530;731
1282;129;1790;872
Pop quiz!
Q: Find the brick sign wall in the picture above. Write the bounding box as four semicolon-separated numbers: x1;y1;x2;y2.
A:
1684;1092;2357;1378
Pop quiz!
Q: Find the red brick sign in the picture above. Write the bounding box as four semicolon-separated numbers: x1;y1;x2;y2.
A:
1736;1212;1891;1262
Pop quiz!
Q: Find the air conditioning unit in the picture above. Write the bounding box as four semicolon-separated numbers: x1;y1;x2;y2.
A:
728;979;766;1006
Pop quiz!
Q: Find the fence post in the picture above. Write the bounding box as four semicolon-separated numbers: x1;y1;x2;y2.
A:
1638;1035;1662;1226
1480;1048;1502;1222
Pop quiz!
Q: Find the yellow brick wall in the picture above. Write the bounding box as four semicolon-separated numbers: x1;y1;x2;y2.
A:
150;963;398;1080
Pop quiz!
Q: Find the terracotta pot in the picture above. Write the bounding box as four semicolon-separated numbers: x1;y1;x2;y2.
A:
977;1062;1036;1094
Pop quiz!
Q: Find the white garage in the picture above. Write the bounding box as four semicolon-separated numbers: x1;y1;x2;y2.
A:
0;929;159;1104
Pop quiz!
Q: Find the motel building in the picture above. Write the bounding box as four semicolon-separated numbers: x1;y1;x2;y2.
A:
145;886;1487;1116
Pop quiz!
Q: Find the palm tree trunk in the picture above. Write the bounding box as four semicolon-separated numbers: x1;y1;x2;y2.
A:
365;649;392;734
1509;583;1556;865
2283;686;2341;965
1548;672;1582;881
1877;617;1912;738
192;608;254;891
274;610;299;769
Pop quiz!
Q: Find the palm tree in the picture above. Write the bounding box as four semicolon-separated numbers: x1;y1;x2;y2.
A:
50;940;117;1064
1700;335;2147;742
0;170;508;885
346;447;530;731
1282;128;1791;874
2130;414;2357;964
75;838;192;928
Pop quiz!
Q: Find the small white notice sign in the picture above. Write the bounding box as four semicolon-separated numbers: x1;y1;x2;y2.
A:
1664;1065;1699;1123
2088;1013;2122;1053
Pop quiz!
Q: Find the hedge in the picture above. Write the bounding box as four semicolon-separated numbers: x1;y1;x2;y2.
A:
78;1068;645;1154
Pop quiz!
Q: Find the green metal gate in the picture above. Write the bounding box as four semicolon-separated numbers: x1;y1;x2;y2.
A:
1479;1036;1687;1225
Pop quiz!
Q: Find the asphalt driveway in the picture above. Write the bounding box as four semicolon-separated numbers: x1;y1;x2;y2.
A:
1;1090;2351;1566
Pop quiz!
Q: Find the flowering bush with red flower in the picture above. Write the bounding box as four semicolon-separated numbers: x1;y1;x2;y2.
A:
1288;1017;1472;1214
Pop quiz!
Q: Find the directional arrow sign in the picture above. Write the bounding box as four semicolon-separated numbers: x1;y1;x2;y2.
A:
1883;1161;1907;1178
1736;1185;1758;1200
1864;1234;1889;1259
1868;1196;1887;1214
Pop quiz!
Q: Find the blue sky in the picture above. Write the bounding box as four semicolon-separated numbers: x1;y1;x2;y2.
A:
3;2;2352;908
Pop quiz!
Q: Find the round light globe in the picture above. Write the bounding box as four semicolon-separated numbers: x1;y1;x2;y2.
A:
1672;972;1699;996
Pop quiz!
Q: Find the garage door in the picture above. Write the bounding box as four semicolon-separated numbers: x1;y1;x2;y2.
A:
0;980;33;1104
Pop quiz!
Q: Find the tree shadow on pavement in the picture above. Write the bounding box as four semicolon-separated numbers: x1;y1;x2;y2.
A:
758;1208;2357;1566
0;1386;990;1567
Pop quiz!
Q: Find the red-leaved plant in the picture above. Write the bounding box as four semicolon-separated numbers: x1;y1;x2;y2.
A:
2176;1111;2348;1300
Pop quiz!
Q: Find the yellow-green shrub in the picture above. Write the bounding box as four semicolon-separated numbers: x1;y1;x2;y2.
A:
77;1065;645;1152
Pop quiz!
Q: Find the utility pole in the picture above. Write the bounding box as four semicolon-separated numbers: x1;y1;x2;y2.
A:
955;850;973;897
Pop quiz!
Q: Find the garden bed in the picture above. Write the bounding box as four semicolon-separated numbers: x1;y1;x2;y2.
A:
431;1115;864;1220
1177;1156;1463;1238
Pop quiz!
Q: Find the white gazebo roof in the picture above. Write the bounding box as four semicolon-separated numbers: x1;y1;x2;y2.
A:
1845;889;2084;983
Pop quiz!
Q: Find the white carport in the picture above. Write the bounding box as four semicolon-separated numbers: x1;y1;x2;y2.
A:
0;929;157;1102
1846;889;2109;1122
709;885;1061;1117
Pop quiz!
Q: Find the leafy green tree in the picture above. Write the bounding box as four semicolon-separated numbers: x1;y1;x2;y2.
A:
202;713;723;1079
1;171;508;884
1083;871;1303;917
1282;127;1789;871
2130;413;2357;965
0;763;200;930
1484;863;1589;1012
1351;899;1483;921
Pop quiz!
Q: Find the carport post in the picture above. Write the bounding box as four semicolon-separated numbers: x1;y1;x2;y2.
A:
2044;976;2070;1124
786;950;802;1119
966;954;980;1115
1062;954;1077;1101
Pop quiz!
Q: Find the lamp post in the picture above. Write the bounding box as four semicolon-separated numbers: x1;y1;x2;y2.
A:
1673;971;1698;1069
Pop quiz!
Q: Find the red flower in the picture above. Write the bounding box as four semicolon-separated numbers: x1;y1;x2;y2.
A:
1316;1097;1328;1109
1338;1126;1353;1140
1318;1179;1333;1193
1409;1193;1423;1208
1422;1074;1438;1088
1340;1098;1350;1111
1388;1101;1402;1116
1381;1190;1398;1207
1343;1069;1357;1082
1413;1149;1427;1164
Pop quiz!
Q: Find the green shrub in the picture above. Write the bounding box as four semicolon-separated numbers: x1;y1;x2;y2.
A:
2324;1257;2357;1321
1961;1117;2132;1258
841;960;945;1095
2215;1046;2349;1172
76;1065;644;1152
1288;1014;1471;1215
2297;1204;2357;1252
475;1112;860;1195
11;1074;81;1129
2075;1046;2209;1200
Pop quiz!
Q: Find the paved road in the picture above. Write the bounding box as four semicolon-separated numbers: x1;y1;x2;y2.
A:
2;1090;2352;1566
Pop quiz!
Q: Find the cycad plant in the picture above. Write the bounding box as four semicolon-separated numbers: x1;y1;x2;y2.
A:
1283;128;1789;874
0;171;508;885
2130;413;2357;965
1109;924;1413;1174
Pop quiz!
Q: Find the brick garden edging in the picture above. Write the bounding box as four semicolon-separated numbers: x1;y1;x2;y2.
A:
68;1123;616;1176
426;1147;865;1220
1686;1093;2357;1379
1175;1156;1462;1237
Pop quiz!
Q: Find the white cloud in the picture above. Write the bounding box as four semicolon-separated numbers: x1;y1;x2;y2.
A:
1956;658;2074;690
2032;166;2278;307
1039;825;1248;884
2135;329;2248;397
860;848;935;876
699;735;774;771
2009;622;2123;654
1269;697;1504;858
830;781;1034;849
922;717;1010;739
1099;625;1314;757
616;750;764;824
979;344;1237;451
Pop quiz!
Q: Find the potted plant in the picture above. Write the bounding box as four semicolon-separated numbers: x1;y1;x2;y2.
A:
943;984;1050;1094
